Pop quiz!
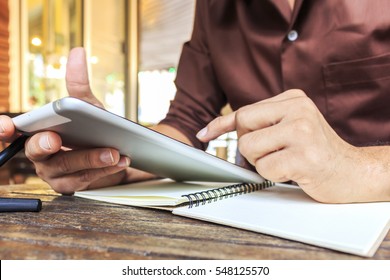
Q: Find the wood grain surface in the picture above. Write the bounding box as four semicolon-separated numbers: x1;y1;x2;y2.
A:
0;183;389;260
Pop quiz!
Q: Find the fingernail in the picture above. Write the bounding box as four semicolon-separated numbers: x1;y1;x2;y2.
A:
39;135;52;150
117;157;130;167
196;127;208;139
100;150;114;164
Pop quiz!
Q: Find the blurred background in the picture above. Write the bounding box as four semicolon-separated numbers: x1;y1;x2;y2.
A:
0;0;237;184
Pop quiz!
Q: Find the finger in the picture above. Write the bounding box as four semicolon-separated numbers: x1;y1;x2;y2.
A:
86;166;130;190
35;148;127;179
25;132;63;161
49;162;129;194
238;121;295;165
196;89;308;142
236;92;316;139
259;89;307;104
0;115;16;140
196;112;236;142
254;149;295;182
66;47;103;107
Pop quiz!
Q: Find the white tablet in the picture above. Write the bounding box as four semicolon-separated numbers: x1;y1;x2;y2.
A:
12;97;265;183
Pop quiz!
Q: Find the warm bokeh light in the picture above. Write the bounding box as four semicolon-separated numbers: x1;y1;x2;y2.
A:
90;56;99;64
31;37;42;46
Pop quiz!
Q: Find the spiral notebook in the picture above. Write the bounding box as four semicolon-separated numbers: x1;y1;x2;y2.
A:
74;179;390;257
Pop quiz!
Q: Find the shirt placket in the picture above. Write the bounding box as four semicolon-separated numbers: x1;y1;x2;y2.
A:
279;0;304;91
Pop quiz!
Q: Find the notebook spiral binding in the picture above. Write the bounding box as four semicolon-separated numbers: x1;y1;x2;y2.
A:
181;181;274;208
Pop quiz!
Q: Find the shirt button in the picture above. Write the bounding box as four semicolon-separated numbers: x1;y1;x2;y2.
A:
287;30;298;42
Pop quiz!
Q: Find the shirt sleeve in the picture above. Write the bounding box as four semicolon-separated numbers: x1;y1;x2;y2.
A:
159;0;227;150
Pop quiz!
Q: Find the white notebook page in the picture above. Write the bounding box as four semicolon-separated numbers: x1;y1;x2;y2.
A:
174;184;390;257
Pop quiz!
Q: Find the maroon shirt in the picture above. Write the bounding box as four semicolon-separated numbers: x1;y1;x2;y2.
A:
160;0;390;151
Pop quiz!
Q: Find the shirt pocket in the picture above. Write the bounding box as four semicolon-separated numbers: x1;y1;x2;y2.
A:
322;52;390;145
323;52;390;88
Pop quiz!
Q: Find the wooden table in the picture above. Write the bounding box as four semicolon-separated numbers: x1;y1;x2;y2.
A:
0;183;389;260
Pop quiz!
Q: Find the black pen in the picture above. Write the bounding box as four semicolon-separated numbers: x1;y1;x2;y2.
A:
0;135;42;212
0;134;29;167
0;197;42;212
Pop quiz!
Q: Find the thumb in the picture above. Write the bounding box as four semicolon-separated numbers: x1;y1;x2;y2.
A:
66;47;103;107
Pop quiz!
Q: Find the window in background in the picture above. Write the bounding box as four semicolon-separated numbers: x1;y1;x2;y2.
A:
138;0;237;162
15;0;238;163
24;0;82;111
84;0;126;116
138;0;195;126
18;0;127;115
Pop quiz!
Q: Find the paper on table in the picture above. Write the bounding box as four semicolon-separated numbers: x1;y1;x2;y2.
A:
174;184;390;257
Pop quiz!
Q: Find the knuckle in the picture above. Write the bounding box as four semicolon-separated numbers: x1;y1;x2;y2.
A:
235;107;247;124
33;160;52;180
78;170;94;183
292;89;307;97
213;116;225;128
235;107;251;134
292;118;313;136
296;96;316;115
77;167;112;184
82;152;95;169
24;140;37;160
255;158;290;182
255;159;274;180
34;165;45;179
283;89;307;99
237;134;252;158
57;154;72;173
